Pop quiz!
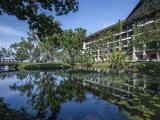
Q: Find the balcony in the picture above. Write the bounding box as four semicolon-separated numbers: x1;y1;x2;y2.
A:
121;40;128;46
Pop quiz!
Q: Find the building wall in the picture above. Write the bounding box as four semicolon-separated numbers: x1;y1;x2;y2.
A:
83;14;160;62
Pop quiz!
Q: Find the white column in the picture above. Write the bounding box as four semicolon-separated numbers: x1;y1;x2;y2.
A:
83;42;86;50
143;44;147;61
157;51;160;61
132;47;137;61
143;75;147;89
119;40;122;50
4;66;9;71
157;42;160;61
97;49;101;61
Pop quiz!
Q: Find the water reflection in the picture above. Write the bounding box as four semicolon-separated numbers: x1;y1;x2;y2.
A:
0;97;34;120
8;71;85;119
79;72;160;120
0;70;159;120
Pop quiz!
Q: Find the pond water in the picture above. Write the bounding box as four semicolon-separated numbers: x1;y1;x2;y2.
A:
0;69;160;120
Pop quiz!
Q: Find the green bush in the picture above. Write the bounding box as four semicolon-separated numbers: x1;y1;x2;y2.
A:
136;62;160;75
19;62;71;70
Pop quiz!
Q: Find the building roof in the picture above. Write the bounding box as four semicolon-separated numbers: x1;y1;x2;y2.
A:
127;1;143;20
85;22;117;40
127;0;160;20
84;0;160;41
85;20;126;40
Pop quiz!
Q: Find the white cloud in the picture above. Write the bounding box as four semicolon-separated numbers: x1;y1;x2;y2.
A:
0;25;26;37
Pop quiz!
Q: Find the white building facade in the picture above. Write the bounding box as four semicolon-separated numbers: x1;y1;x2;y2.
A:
83;1;160;62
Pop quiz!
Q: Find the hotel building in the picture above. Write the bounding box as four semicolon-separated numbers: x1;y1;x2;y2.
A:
83;0;160;62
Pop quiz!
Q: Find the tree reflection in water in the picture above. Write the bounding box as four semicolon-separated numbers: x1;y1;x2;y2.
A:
0;97;33;120
10;71;86;120
0;70;159;120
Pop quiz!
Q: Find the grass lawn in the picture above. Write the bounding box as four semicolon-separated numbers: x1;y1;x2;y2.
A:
91;62;111;70
18;62;71;70
75;62;111;70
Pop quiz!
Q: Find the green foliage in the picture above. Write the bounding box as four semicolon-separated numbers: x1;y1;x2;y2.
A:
117;20;123;48
76;51;93;68
18;62;71;70
0;47;13;61
0;0;78;17
40;34;61;61
0;97;32;120
108;50;128;70
54;50;70;63
10;32;63;63
10;37;35;62
9;72;85;119
91;63;111;70
32;47;41;62
62;28;86;65
131;20;160;49
89;30;114;51
0;0;78;41
29;14;62;42
136;62;160;75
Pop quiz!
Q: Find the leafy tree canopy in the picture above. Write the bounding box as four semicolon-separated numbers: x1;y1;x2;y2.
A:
10;37;35;62
62;28;86;64
0;47;13;60
0;0;78;18
28;14;62;42
62;28;86;51
0;0;78;41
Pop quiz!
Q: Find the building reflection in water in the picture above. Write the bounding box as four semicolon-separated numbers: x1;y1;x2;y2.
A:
0;70;159;120
78;71;160;120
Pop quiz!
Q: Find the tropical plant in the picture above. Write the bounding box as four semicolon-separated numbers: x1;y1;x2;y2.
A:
108;50;128;70
76;50;93;68
130;20;160;51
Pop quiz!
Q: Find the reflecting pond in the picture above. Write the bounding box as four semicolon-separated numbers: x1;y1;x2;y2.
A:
0;69;160;120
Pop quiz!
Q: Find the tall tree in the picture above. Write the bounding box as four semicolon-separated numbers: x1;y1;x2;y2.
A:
117;20;123;49
32;47;41;62
0;0;78;42
40;34;61;62
0;0;78;17
0;47;14;61
62;28;86;65
76;49;93;68
10;38;35;62
29;14;62;42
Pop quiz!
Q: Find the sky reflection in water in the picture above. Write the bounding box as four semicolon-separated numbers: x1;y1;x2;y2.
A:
0;70;159;120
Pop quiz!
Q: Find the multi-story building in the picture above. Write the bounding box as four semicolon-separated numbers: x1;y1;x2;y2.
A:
83;0;160;62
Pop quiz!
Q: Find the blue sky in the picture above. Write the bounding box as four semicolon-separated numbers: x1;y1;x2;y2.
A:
0;0;139;48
